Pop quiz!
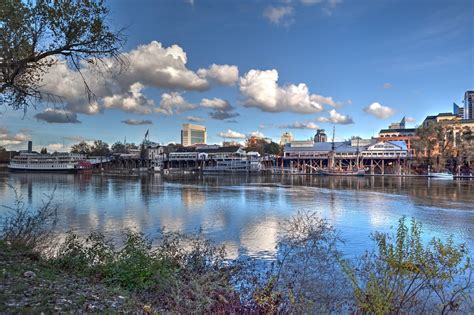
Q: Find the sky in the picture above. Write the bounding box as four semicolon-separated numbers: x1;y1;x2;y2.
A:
1;0;473;152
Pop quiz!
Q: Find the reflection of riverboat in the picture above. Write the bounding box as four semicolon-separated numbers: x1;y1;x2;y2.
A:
8;152;90;173
318;168;365;176
429;172;454;180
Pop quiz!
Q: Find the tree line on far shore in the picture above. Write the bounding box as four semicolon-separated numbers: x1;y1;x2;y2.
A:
412;123;474;173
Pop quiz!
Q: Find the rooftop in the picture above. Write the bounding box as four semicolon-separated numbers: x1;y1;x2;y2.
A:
379;128;416;133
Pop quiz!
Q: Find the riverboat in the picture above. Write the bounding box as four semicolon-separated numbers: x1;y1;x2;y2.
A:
8;152;91;173
202;158;261;173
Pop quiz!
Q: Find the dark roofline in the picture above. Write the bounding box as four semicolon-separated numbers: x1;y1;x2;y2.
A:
438;112;456;117
379;128;416;133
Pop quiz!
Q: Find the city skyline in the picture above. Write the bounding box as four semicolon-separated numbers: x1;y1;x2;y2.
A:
1;0;473;151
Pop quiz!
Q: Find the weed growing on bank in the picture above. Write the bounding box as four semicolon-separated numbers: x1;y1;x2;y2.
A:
1;189;472;313
1;185;57;254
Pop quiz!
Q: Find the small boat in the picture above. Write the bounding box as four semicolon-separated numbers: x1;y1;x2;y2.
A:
429;172;454;180
318;168;365;176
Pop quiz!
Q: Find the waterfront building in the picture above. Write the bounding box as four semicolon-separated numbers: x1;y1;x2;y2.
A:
280;132;293;146
181;124;207;147
422;112;474;147
283;140;410;175
146;144;179;160
284;141;361;159
169;145;246;161
350;138;375;147
314;129;327;143
378;117;416;153
361;141;409;158
464;90;474;120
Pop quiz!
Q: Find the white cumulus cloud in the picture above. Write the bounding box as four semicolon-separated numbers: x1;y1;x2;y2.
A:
263;6;294;25
0;127;31;149
318;109;354;124
364;102;395;119
197;64;239;86
217;129;246;139
279;121;319;129
156;92;196;115
200;97;239;120
200;97;232;110
248;131;265;138
103;83;155;114
38;41;239;117
239;69;327;114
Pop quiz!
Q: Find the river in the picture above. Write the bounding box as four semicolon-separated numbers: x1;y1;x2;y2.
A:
0;172;473;259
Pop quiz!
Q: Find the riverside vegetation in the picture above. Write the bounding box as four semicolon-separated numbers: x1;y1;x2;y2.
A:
1;188;472;314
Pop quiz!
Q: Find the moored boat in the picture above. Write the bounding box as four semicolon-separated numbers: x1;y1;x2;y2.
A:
8;152;89;173
202;158;261;174
429;172;454;180
318;168;365;176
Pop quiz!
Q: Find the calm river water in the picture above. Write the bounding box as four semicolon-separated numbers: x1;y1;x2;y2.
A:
0;172;473;259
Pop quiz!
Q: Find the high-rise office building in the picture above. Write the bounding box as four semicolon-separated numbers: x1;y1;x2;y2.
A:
453;102;464;118
181;124;206;146
464;91;474;120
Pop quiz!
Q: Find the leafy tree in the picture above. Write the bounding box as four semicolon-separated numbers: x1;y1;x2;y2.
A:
264;142;281;155
70;141;91;154
111;141;127;154
127;143;138;150
455;126;474;173
413;122;473;173
342;217;472;314
246;138;281;155
90;140;110;156
140;142;146;160
40;147;47;154
0;0;125;111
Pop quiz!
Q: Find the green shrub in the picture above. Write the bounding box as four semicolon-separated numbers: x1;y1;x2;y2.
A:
342;217;473;314
104;230;174;290
54;231;115;274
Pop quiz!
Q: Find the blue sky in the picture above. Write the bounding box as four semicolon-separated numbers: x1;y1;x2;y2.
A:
1;0;473;151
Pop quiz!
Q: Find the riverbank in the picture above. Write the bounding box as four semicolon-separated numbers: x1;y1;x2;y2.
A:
0;241;142;313
1;198;473;313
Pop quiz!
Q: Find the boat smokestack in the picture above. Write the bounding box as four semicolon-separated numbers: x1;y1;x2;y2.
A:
28;141;32;153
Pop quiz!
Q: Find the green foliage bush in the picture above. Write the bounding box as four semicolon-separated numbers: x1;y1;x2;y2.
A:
342;217;473;314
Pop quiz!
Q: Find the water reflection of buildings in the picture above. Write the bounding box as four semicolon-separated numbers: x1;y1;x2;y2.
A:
181;186;206;208
240;218;279;258
1;172;473;260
